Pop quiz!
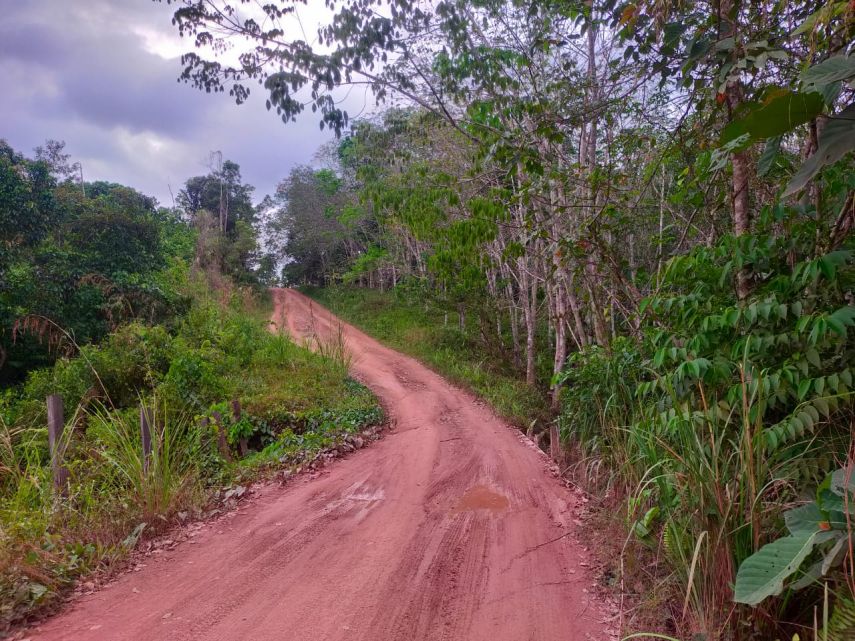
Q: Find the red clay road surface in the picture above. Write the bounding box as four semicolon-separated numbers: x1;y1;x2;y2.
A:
30;289;611;641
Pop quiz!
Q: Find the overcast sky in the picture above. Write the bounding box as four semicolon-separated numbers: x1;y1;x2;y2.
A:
0;1;376;206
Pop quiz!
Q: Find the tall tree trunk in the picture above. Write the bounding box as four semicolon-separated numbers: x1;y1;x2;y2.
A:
518;258;538;387
506;279;522;367
551;294;568;409
720;0;752;299
525;278;537;387
567;276;589;349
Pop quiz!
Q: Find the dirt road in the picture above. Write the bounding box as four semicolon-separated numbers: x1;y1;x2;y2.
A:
31;289;610;641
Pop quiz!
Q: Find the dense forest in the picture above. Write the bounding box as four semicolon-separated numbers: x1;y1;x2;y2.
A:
164;0;855;637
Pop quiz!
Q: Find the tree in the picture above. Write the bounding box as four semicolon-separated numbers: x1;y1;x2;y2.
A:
268;165;362;286
34;139;82;184
178;159;255;231
1;142;191;385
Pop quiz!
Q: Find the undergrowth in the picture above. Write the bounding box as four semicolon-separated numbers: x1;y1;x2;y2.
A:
558;210;855;639
0;280;382;633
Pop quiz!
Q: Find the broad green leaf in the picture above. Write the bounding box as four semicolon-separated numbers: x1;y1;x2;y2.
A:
819;494;854;524
785;102;855;196
785;502;824;535
681;360;694;377
734;531;830;605
820;81;842;107
801;55;855;92
723;91;824;143
831;468;855;497
758;136;782;176
828;316;847;336
830;306;855;328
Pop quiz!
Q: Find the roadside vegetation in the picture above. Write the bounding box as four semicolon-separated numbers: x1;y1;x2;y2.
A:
165;0;855;636
309;286;549;427
0;141;382;633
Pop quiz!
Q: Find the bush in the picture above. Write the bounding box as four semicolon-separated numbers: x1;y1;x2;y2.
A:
557;212;855;636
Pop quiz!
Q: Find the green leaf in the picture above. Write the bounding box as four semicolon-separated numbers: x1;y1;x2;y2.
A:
831;468;855;497
785;501;824;535
711;134;751;170
715;37;735;52
785;102;855;197
725;308;740;327
828;316;847;337
723;90;824;143
798;378;812;401
801;55;855;93
819;491;855;521
827;373;840;392
758;136;783;175
831;306;855;329
734;531;830;605
687;360;701;378
805;348;821;368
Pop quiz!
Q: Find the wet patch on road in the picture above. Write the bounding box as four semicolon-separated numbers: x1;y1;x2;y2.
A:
453;486;509;514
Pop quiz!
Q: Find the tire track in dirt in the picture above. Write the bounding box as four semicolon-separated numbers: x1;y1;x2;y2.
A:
29;288;612;641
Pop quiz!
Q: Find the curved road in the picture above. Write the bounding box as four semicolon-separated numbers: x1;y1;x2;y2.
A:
31;289;609;641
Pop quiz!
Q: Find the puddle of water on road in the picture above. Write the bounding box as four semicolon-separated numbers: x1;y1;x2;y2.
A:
453;485;509;513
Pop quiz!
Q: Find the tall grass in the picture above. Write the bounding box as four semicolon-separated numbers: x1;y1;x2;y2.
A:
561;339;848;638
308;311;353;377
88;400;198;525
554;225;855;638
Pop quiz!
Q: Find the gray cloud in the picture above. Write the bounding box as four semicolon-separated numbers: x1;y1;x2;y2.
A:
0;0;372;205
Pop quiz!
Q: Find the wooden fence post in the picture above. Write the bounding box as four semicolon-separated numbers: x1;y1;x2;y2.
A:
549;424;562;467
212;410;231;461
139;404;152;473
46;394;69;493
232;399;248;457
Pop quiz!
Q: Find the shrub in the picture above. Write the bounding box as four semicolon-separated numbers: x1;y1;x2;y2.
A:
558;211;855;637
